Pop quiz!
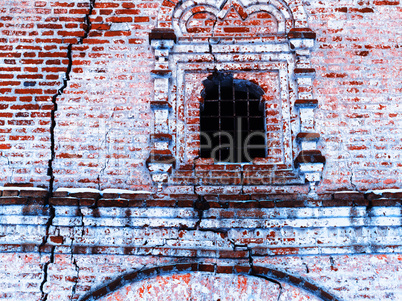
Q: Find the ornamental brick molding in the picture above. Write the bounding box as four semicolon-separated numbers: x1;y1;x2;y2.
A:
157;0;309;31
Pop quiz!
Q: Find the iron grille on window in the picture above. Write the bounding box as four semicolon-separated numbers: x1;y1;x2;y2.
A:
200;73;266;163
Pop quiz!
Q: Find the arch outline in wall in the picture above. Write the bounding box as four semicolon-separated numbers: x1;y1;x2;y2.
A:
79;262;341;301
172;0;292;35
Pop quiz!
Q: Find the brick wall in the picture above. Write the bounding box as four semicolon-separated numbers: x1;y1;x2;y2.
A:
0;0;91;186
53;0;156;190
0;0;401;192
0;0;401;300
309;0;402;191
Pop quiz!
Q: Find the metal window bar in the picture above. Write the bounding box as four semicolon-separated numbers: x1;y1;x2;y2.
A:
200;78;266;163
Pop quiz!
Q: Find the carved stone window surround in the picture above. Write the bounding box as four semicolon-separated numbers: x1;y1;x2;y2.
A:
148;0;325;195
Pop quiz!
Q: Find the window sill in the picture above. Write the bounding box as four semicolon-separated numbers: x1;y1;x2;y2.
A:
170;159;305;187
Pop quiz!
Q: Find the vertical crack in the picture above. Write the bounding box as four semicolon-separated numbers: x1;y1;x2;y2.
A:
303;262;310;273
39;192;56;301
47;0;96;193
70;259;80;301
243;242;283;301
70;202;84;300
70;240;80;301
193;196;210;230
39;246;56;301
277;285;283;301
39;210;56;301
42;1;96;300
47;43;72;193
329;256;338;271
208;18;219;64
98;111;115;190
77;205;85;237
81;0;96;42
250;272;283;301
0;154;14;183
348;159;358;192
229;239;254;269
247;247;253;269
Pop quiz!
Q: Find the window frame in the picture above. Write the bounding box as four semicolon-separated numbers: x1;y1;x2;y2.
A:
172;56;295;169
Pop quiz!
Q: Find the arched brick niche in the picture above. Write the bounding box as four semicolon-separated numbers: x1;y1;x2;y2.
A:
79;263;340;301
147;0;325;195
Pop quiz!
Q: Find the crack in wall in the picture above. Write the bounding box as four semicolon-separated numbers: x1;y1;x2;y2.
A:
70;201;86;300
77;203;86;236
329;256;338;272
192;197;228;236
146;239;167;256
344;145;359;192
229;238;255;269
98;112;115;190
251;272;284;301
39;246;55;301
348;159;358;192
46;43;72;193
229;236;286;301
38;198;56;301
193;196;210;230
227;239;287;300
303;262;310;273
70;242;80;301
276;284;283;301
208;18;219;64
0;154;14;183
41;1;96;300
47;0;96;193
81;0;96;42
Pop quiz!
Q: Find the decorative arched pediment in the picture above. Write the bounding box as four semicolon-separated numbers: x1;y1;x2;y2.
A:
157;0;308;36
173;0;291;35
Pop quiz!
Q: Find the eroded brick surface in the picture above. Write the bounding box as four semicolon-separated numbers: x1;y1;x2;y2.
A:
0;187;401;300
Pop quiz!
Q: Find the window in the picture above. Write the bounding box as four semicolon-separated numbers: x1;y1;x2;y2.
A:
200;73;266;163
147;0;325;193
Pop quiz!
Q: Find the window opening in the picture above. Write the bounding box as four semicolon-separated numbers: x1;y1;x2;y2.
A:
200;73;266;163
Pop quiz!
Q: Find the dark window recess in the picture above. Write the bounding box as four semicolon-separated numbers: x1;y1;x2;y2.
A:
200;72;266;163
